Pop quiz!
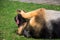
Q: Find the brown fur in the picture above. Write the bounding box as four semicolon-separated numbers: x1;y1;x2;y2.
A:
17;22;27;35
18;8;46;37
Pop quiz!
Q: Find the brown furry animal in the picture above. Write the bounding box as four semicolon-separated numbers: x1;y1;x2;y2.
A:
18;8;60;39
17;8;47;38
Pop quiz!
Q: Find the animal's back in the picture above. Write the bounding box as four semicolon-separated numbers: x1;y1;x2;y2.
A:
45;10;60;22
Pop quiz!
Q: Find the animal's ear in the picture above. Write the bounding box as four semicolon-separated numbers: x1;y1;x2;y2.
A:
17;9;22;14
17;9;26;12
17;9;26;14
17;9;21;12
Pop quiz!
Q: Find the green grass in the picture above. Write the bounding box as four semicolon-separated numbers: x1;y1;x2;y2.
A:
0;0;60;40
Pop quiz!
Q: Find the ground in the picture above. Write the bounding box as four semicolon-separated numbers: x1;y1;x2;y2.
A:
0;0;60;40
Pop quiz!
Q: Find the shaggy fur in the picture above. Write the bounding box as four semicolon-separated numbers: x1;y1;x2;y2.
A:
17;8;49;38
17;8;60;38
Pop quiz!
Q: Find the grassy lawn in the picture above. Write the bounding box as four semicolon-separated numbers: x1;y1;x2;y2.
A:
0;0;60;40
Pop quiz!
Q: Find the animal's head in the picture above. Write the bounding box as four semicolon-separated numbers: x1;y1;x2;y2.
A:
14;9;27;27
